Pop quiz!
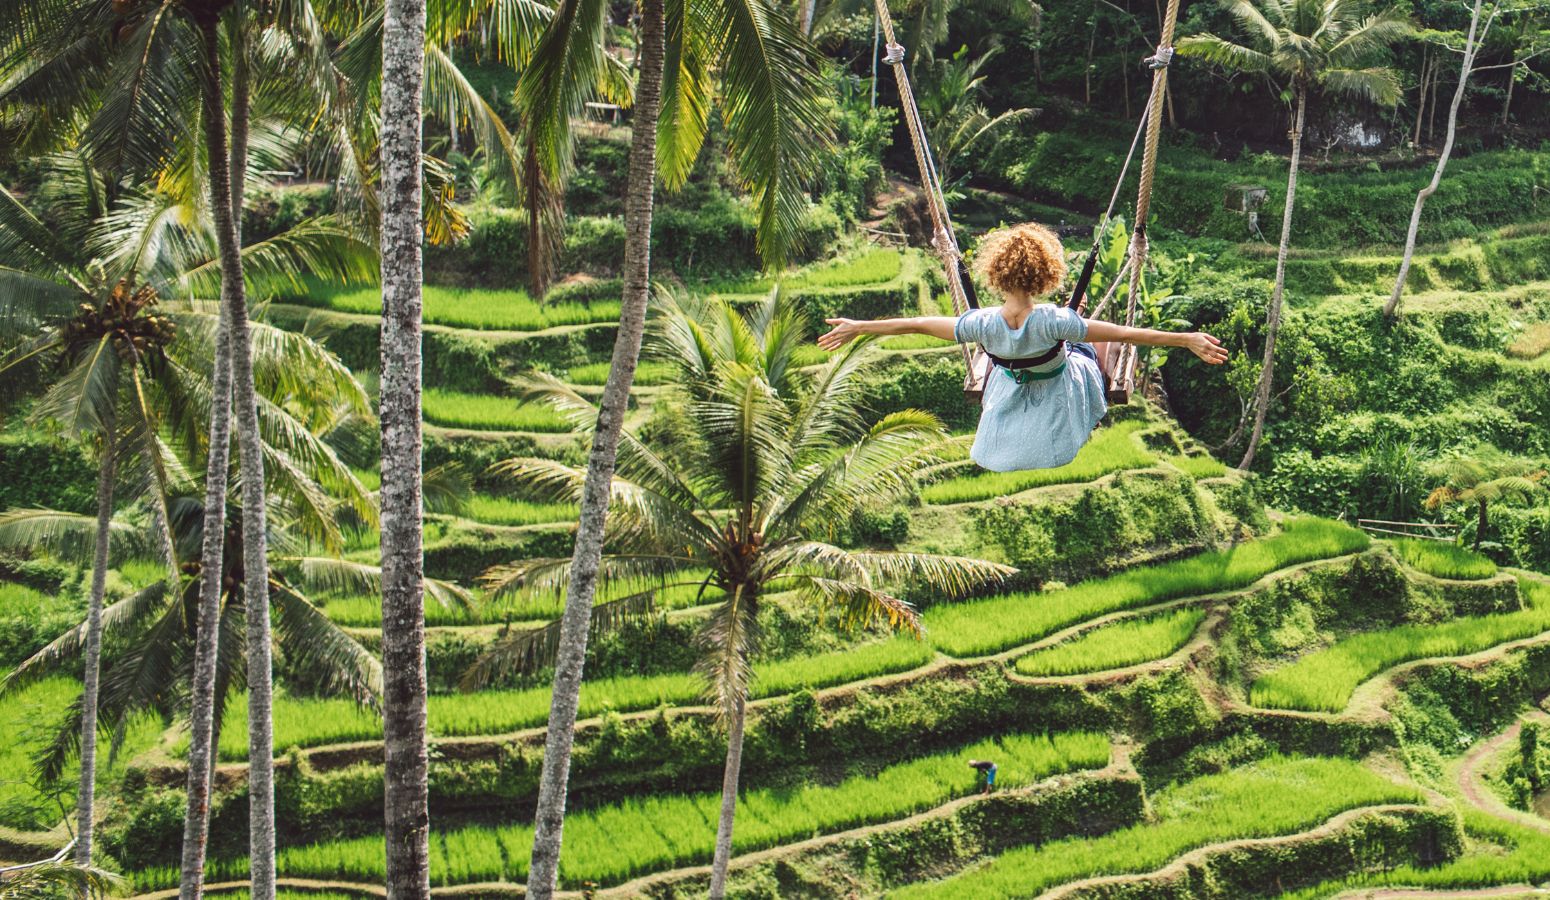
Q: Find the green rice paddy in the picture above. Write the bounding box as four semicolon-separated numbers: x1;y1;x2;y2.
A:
1390;537;1498;580
919;421;1156;504
295;283;621;331
1013;607;1207;677
421;389;571;432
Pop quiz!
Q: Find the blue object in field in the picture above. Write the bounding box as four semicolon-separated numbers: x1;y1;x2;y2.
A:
986;762;997;786
953;305;1108;472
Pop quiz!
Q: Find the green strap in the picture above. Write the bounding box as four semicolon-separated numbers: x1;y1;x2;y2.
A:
1002;361;1066;385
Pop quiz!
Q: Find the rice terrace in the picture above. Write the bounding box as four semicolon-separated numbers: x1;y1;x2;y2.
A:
2;0;1550;897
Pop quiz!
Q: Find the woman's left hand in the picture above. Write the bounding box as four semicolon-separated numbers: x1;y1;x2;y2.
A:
818;318;863;351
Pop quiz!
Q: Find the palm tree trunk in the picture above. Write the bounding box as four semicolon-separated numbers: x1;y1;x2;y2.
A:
178;15;243;897
221;14;277;898
523;0;666;894
1475;499;1488;550
525;136;554;298
74;419;115;866
1239;84;1306;470
1386;0;1483;319
380;0;431;895
708;695;748;898
799;0;815;36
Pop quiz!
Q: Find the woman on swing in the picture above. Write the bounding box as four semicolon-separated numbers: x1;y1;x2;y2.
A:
818;223;1229;472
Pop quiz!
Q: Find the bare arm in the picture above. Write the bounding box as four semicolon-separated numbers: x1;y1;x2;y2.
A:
1084;319;1229;365
817;316;958;351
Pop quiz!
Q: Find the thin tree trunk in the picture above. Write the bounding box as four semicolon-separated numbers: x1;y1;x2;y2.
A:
526;136;554;298
1085;4;1098;106
523;0;666;894
1239;84;1306;471
1413;51;1430;146
380;0;431;893
708;695;748;898
1475;500;1488;549
74;419;115;866
178;14;243;896
1386;0;1483;319
1501;50;1517;125
1427;65;1440;142
799;0;815;36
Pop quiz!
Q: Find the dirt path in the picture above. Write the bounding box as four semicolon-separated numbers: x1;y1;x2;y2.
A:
1339;889;1549;899
1457;711;1550;835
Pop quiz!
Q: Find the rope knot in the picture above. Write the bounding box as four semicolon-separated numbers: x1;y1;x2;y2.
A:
883;41;906;65
930;225;956;257
1145;46;1173;69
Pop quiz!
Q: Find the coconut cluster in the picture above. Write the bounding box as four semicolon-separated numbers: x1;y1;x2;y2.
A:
64;280;176;361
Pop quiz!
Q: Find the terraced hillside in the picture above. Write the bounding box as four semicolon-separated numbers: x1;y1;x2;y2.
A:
4;223;1550;899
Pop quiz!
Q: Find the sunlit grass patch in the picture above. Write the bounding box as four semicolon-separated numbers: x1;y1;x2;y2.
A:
564;361;673;386
422;389;571;432
1507;321;1550;359
1249;576;1550;712
1164;454;1229;479
1390;538;1497;580
298;283;620;331
462;494;577;527
890;756;1418;899
925;518;1369;658
719;248;905;294
1013;607;1207;677
920;421;1155;504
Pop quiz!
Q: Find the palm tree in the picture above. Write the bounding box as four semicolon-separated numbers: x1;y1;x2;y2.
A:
1178;0;1412;469
0;155;369;866
513;0;832;890
1425;453;1547;550
915;44;1035;197
0;491;392;792
467;290;1010;896
378;0;432;894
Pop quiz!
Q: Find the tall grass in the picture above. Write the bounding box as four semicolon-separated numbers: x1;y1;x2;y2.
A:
920;421;1155;504
890;756;1419;899
0;677;162;831
1250;576;1550;712
422;389;571;432
462;493;577;527
718;248;904;293
295;283;620;331
209;637;934;759
926;518;1369;658
1013;608;1207;677
1390;538;1497;580
144;730;1106;890
0;581;64;618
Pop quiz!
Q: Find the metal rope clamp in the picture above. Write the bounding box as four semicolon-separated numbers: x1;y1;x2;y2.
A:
1145;46;1174;70
884;42;906;65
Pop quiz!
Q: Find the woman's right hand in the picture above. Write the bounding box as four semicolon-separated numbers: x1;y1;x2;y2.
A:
1185;332;1229;365
818;318;864;351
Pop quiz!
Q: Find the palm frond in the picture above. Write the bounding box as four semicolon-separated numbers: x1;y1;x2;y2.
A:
271;580;383;706
29;335;119;437
0;580;172;698
288;555;474;612
0;507;141;563
425;43;524;197
515;0;610;179
479;553;691;602
698;0;833;267
791;575;923;638
79;2;201;179
1318;66;1403;106
657;0;713;190
694;582;758;716
459;589;657;688
1176;33;1274;74
179;215;377;297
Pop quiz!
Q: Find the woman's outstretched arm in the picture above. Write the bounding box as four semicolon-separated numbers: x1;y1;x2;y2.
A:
1084;319;1229;365
817;316;958;351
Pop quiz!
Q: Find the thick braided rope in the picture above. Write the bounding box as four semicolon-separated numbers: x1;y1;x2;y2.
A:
872;0;973;375
1110;0;1182;394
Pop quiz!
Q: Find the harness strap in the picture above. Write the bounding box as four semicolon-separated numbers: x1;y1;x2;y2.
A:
986;342;1064;370
1002;360;1066;384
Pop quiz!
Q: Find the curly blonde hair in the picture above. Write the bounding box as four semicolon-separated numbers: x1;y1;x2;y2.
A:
972;223;1067;299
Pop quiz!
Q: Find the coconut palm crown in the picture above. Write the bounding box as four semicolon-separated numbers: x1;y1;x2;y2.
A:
466;288;1012;706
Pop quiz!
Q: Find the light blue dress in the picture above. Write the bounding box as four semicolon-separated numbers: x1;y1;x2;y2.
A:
953;304;1108;472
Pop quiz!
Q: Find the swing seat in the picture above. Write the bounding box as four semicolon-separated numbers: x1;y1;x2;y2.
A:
967;343;1137;405
963;347;992;403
